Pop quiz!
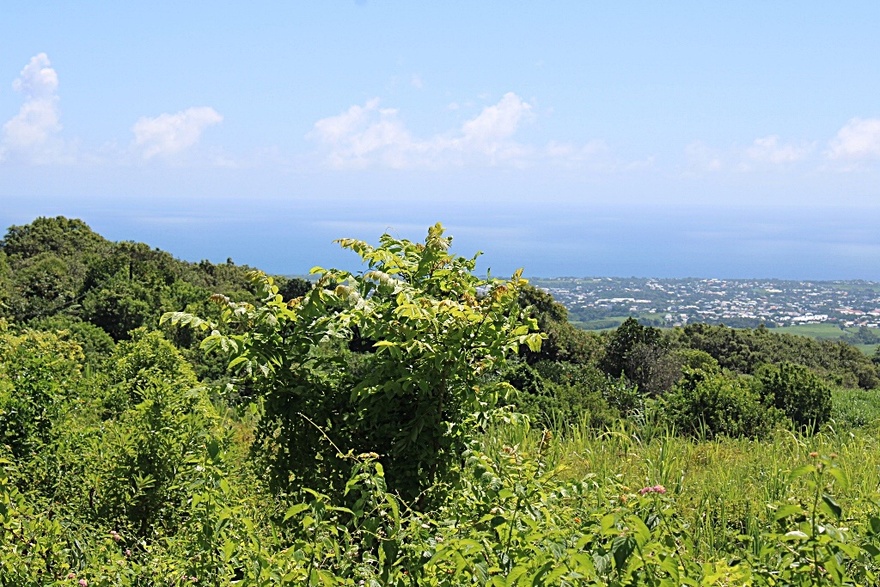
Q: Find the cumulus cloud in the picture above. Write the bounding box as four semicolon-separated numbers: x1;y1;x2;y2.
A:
460;92;532;146
308;92;542;168
826;118;880;162
1;53;63;162
308;98;413;168
132;106;223;159
744;135;814;165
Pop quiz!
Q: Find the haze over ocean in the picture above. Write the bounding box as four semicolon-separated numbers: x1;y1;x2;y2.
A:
3;194;878;281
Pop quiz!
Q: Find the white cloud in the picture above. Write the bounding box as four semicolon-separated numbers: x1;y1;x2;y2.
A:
1;53;63;162
826;118;880;162
308;99;413;168
460;92;532;145
744;135;814;165
132;106;223;159
309;92;545;169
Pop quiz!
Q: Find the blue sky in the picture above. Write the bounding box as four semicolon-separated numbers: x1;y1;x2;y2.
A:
2;2;880;279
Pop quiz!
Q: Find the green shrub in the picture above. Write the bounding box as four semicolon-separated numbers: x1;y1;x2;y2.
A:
502;361;620;430
753;362;832;431
166;224;542;507
0;329;83;460
661;369;781;439
86;329;219;535
831;386;880;428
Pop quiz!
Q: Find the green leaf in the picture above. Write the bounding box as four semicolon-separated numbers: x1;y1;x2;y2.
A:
611;535;636;570
820;493;843;520
222;539;236;562
283;503;309;522
825;465;849;489
773;503;803;521
790;464;816;480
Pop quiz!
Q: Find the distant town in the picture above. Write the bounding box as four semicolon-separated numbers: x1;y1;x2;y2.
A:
530;277;880;335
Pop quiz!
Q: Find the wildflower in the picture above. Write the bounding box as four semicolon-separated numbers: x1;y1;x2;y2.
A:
809;451;819;458
110;530;122;542
67;573;76;580
639;484;667;495
79;580;89;587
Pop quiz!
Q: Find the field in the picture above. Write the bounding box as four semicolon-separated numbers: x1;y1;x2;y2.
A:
775;324;880;355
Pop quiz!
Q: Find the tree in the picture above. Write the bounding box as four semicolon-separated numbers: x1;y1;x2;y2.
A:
600;317;679;396
0;216;108;260
166;223;542;506
517;283;603;364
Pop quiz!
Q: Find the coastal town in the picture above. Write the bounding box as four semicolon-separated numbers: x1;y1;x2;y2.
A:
530;277;880;331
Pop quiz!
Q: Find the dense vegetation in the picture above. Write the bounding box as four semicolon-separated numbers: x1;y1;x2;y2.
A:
3;216;880;585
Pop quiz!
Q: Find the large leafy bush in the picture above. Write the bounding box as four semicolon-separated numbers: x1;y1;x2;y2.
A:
167;223;542;505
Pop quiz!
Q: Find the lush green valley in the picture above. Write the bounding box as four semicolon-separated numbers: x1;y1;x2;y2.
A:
3;217;880;585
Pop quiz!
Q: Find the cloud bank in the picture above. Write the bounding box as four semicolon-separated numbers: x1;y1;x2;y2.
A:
308;92;540;169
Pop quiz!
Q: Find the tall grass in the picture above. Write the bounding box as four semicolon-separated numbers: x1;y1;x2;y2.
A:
482;417;880;562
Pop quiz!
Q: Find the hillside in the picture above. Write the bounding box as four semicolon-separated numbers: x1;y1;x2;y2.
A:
3;217;880;584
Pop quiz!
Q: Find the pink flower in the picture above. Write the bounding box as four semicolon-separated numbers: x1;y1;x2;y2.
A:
66;573;76;580
639;484;667;495
79;580;89;587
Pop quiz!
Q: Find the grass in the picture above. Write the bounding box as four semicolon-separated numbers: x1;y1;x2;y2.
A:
831;385;880;428
483;417;880;562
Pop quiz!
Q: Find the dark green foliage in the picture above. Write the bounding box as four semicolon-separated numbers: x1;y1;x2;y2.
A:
277;275;313;301
1;217;109;323
534;360;638;421
661;369;781;439
27;315;115;368
80;274;157;340
753;362;832;431
518;283;603;364
676;322;879;389
501;361;620;429
673;348;720;373
601;317;656;378
0;216;109;260
600;317;681;397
